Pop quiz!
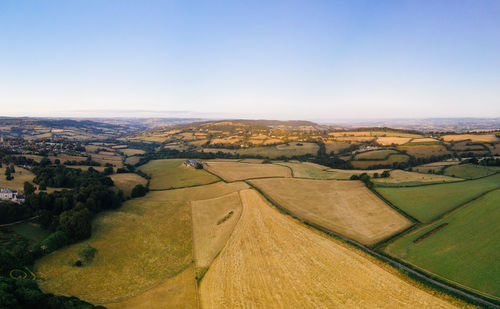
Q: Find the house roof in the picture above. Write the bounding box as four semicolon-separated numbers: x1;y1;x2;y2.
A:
0;188;18;193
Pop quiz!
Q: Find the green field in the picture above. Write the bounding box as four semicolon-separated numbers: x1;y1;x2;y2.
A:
375;173;500;222
351;154;409;169
354;149;398;160
10;222;50;242
442;164;499;179
139;159;219;190
385;189;500;299
204;142;319;158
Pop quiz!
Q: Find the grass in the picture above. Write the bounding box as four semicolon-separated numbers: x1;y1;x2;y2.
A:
276;162;340;179
204;142;319;158
249;178;412;245
139;159;219;190
110;173;147;197
35;181;248;304
125;156;141;165
9;222;50;242
119;148;146;156
397;145;451;158
200;189;457;308
204;161;291;182
385;188;500;299
373;170;462;187
376;137;412;145
0;166;35;192
355;149;398;160
442;164;499;179
375;172;500;222
351;154;409;169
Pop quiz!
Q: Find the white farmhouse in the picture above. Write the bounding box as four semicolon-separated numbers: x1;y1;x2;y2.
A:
0;188;25;204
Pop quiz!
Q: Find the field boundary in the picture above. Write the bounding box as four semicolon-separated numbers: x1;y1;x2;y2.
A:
245;181;500;308
148;179;222;191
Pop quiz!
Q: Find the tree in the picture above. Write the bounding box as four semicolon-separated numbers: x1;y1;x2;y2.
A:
131;184;148;198
24;181;36;196
103;166;114;175
39;181;47;190
59;207;91;240
78;244;97;264
195;162;203;169
381;170;391;178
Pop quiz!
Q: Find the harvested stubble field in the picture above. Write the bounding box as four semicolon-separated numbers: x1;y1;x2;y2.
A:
355;149;398;160
277;162;340;179
324;141;353;153
351;154;409;169
377;136;412;145
238;142;319;158
200;189;458;308
385;188;500;299
139;159;219;189
124;156;141;165
413;160;460;173
204;161;291;182
443;164;499;179
442;134;500;143
398;144;451;158
119;148;145;156
376;172;500;223
91;153;123;168
191;192;243;273
373;170;462;186
110;173;147;197
35;181;248;305
326;168;389;179
249;178;412;244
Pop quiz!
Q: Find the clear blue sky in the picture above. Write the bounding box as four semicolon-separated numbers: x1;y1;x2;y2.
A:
0;0;499;119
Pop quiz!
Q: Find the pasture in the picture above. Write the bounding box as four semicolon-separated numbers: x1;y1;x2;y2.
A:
119;148;146;156
373;170;462;186
204;161;291;182
377;136;412;145
0;166;35;192
9;222;50;242
398;145;451;158
413;160;460;174
324;141;353;154
355;149;398;160
35;181;248;304
443;164;499;179
124;156;141;165
277;161;340;179
351;154;409;169
200;189;457;308
139;159;219;189
192;192;242;275
240;142;319;158
442;134;500;143
110;173;147;197
375;172;500;222
249;178;412;244
385;189;500;299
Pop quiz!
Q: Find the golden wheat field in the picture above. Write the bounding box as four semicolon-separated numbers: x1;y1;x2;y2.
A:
191;192;243;272
442;134;500;142
35;182;248;305
377;136;412;145
200;189;458;308
249;178;412;244
204;161;291;181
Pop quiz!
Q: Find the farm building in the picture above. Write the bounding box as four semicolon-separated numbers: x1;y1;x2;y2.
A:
0;188;25;204
184;159;202;167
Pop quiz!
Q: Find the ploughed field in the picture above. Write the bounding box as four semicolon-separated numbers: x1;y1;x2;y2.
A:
200;189;458;308
385;188;500;299
249;178;412;245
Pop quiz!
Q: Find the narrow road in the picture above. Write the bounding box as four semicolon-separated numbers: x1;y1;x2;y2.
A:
0;216;39;227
